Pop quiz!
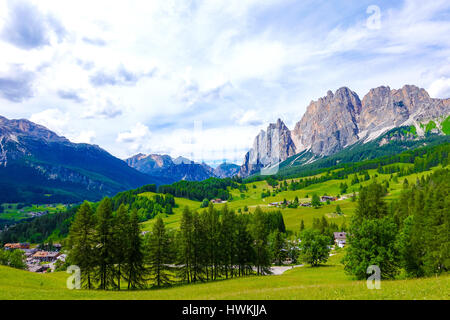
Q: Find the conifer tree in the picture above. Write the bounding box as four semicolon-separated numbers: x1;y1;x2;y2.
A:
124;208;147;289
146;217;172;287
251;207;271;275
177;206;194;283
94;197;115;290
68;201;96;289
112;204;129;290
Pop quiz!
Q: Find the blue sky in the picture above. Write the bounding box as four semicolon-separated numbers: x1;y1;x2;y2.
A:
0;0;449;166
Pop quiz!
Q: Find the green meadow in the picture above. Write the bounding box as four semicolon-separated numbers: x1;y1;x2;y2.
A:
1;162;448;300
140;164;447;234
0;251;448;300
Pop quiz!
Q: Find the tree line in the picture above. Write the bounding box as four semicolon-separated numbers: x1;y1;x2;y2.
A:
67;199;287;290
343;168;449;279
157;177;239;201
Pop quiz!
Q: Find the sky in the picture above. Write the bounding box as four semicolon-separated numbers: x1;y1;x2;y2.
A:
0;0;450;166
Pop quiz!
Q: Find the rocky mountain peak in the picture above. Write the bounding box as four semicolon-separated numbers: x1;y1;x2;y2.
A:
239;84;450;177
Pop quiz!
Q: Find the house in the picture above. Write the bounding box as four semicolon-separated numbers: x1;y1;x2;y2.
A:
300;202;311;207
211;199;223;204
334;232;347;248
268;202;280;207
4;243;30;250
21;248;38;257
321;196;337;202
28;265;46;273
32;251;60;262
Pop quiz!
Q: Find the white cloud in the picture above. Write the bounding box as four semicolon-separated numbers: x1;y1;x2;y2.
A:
29;108;69;135
427;78;450;99
71;130;96;144
1;0;450;165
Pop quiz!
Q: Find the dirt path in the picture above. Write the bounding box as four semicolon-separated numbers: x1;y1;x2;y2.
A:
270;265;304;275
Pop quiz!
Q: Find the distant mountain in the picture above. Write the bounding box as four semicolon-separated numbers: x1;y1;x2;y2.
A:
239;85;450;177
126;154;239;182
213;163;240;178
0;116;164;204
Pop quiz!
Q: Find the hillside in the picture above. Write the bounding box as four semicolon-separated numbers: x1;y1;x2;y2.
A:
0;251;448;299
0;116;166;204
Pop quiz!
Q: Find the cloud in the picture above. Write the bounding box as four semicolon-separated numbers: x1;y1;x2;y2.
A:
82;99;123;119
233;109;264;126
0;64;35;102
57;89;84;103
1;0;66;50
116;122;152;152
89;65;156;87
71;130;96;144
29;108;69;135
82;37;107;46
1;0;450;165
428;78;450;99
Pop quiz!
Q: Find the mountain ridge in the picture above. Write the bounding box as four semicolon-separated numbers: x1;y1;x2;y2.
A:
0;115;164;204
239;84;450;177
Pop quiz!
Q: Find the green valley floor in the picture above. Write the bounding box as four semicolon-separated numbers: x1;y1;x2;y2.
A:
1;252;448;300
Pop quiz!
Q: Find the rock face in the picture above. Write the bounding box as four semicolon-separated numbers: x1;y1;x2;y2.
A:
238;119;297;177
292;87;361;156
0;116;160;203
126;154;238;182
213;163;240;178
239;85;450;177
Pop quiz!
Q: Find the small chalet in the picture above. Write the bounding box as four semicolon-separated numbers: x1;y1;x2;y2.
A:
211;199;225;204
4;243;30;250
321;196;337;202
32;251;60;262
333;232;347;248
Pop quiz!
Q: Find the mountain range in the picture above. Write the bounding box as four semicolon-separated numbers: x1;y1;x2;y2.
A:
239;85;450;177
0;116;166;204
1;83;448;203
125;153;240;183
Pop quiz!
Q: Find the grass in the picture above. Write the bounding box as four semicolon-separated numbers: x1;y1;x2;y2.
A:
0;203;67;222
1;251;448;300
136;163;447;234
2;161;448;300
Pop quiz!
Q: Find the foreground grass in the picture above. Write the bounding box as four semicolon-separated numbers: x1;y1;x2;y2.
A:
1;252;448;300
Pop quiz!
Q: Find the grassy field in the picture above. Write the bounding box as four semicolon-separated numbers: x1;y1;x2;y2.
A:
1;251;448;300
0;203;67;222
138;164;447;234
1;162;448;300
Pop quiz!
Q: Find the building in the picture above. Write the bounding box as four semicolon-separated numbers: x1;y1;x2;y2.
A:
333;232;347;248
321;196;337;202
32;251;60;262
211;199;225;204
4;243;30;250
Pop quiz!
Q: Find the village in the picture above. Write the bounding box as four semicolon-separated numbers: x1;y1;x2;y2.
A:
3;242;66;273
268;195;341;208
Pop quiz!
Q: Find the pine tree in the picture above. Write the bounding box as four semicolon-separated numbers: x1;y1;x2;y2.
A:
112;204;129;290
94;197;116;290
176;206;194;283
220;205;237;279
299;219;305;232
311;194;321;209
251;207;271;275
67;201;96;289
203;203;220;280
146;217;172;287
235;214;254;276
124;208;147;289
